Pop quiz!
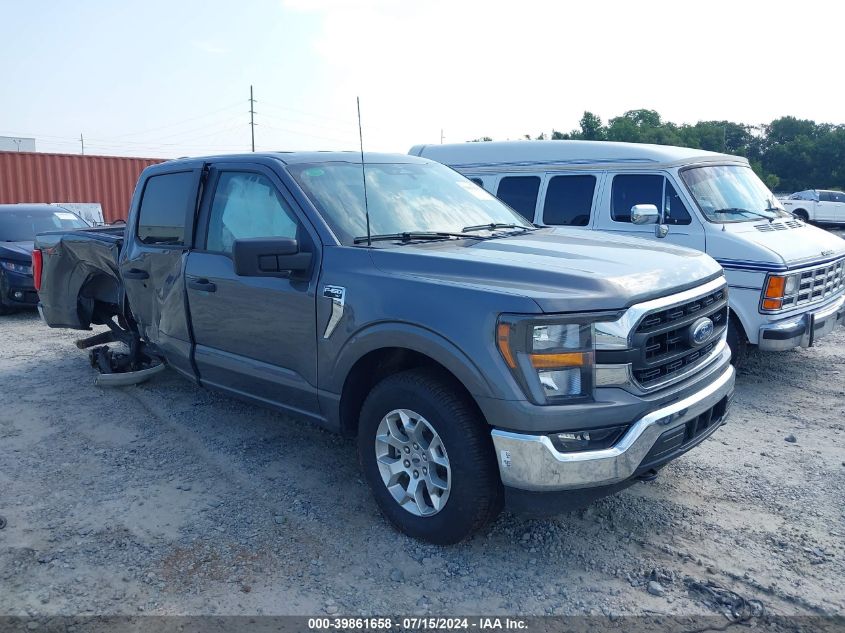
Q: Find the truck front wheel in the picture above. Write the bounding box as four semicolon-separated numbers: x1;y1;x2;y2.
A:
357;368;503;544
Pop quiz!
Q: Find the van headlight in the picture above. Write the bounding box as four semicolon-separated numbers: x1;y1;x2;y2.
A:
497;314;616;404
761;273;801;312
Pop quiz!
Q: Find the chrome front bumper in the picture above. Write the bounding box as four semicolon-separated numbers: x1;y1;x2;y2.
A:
758;294;845;351
490;364;735;492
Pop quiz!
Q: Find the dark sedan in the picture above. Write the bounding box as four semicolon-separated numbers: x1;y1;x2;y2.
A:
0;204;89;314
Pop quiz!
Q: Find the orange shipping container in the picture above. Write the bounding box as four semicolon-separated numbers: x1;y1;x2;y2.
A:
0;151;165;223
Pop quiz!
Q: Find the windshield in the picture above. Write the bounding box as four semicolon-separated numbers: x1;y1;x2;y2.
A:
680;165;791;223
0;209;89;242
289;161;533;245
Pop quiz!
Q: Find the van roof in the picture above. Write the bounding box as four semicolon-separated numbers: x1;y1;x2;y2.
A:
408;140;748;172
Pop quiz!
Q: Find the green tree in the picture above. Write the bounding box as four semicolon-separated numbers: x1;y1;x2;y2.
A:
579;111;605;140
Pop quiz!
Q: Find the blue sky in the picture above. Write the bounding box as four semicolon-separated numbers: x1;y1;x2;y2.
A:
1;0;843;158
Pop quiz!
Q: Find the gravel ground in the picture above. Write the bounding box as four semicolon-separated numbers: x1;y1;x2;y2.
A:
1;301;844;620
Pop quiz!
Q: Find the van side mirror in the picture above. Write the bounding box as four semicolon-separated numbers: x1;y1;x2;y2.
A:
630;204;659;225
232;237;312;277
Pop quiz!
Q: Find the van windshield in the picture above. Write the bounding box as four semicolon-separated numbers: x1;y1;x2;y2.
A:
289;161;533;245
680;165;791;223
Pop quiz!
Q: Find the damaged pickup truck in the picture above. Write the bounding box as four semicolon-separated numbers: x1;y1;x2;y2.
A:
34;152;735;543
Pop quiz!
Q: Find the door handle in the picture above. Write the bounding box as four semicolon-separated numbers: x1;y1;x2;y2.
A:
187;278;217;293
123;268;149;280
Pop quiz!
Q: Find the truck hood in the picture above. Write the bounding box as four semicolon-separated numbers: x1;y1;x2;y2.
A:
710;221;845;268
0;240;35;262
370;229;723;313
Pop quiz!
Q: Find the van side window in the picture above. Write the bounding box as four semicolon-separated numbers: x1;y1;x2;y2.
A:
206;172;299;255
496;176;540;221
137;172;195;245
663;181;692;226
542;175;595;226
611;175;691;225
611;175;663;223
820;191;834;202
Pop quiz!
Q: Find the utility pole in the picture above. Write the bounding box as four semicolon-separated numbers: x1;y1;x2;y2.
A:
12;139;21;152
440;128;444;144
80;133;84;155
249;85;256;152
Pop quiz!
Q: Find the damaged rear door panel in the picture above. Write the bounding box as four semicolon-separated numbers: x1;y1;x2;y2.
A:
118;166;204;380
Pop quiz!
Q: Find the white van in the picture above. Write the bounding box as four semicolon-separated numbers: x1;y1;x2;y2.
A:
409;141;845;360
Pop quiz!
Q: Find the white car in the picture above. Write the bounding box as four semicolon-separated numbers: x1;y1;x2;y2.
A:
410;140;845;363
782;190;845;224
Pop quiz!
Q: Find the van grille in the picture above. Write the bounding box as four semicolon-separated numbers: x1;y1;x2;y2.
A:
632;287;728;388
781;258;845;309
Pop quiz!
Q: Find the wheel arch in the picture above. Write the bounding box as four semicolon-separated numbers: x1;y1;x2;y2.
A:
329;323;495;437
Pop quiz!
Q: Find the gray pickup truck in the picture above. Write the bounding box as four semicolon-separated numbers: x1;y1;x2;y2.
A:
34;152;735;543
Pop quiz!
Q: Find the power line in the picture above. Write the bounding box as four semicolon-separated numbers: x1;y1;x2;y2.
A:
105;101;245;139
249;85;256;153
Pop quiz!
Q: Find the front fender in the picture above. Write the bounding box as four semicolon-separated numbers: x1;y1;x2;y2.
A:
325;321;497;400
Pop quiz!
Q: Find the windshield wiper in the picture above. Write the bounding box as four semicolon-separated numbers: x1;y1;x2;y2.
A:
713;207;778;222
352;231;486;244
461;222;536;233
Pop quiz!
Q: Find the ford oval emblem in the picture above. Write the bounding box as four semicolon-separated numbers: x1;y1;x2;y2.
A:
690;317;715;346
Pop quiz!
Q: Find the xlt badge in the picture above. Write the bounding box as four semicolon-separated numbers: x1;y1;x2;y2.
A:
322;285;346;339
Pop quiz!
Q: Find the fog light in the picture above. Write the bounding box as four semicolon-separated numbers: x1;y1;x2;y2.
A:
548;425;628;453
13;291;23;300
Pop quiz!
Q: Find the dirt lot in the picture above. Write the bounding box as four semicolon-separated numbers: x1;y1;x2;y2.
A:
1;305;844;620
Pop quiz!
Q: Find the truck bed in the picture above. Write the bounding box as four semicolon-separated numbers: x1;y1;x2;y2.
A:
35;226;126;329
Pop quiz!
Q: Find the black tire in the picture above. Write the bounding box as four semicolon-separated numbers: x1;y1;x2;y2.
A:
726;314;748;369
0;272;15;315
793;209;809;222
357;368;503;544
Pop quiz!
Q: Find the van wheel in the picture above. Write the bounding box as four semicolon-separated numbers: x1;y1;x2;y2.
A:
793;209;809;222
726;314;747;369
357;368;503;544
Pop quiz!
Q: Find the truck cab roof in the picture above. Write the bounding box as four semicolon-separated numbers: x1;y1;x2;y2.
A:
150;151;428;172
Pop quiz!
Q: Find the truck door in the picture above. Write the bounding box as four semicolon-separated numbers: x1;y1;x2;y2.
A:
596;172;706;251
119;168;203;380
185;164;321;418
831;191;845;223
817;191;837;222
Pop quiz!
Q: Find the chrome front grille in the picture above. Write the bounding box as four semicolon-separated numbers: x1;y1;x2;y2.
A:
631;287;728;388
782;258;845;309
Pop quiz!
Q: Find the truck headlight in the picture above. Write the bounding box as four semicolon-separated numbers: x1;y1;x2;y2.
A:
0;260;32;275
497;314;616;404
761;273;800;311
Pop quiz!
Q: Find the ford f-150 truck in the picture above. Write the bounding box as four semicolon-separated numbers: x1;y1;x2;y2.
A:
34;152;735;543
782;189;845;224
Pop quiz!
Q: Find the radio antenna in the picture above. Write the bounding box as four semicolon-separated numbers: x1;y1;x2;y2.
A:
357;97;372;246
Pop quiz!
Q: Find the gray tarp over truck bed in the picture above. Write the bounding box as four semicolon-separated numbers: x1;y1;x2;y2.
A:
36;225;125;329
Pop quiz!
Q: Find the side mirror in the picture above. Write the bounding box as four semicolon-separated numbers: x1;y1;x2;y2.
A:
630;204;659;225
232;237;312;277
